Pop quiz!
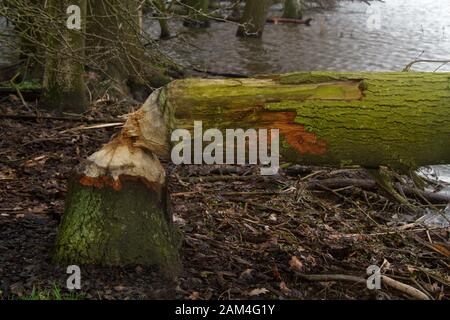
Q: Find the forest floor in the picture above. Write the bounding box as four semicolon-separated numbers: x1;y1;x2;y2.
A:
0;98;449;300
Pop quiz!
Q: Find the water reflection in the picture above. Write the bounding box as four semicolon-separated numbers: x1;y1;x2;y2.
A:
151;0;450;74
235;37;274;75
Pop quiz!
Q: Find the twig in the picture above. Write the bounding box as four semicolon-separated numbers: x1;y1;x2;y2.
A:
298;273;431;300
403;59;450;72
308;178;450;204
298;274;366;284
73;123;125;131
0;114;124;123
381;275;431;300
335;226;447;238
187;175;269;183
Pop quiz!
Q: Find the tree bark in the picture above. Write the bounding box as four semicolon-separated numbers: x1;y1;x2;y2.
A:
57;71;450;272
236;0;272;38
283;0;303;19
86;0;142;88
151;0;172;39
54;92;181;276
164;71;450;172
86;0;171;95
41;0;88;113
183;0;210;28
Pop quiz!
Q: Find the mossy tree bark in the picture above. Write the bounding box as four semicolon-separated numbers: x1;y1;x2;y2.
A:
283;0;303;19
165;72;450;172
236;0;272;38
183;0;211;28
58;71;450;273
41;0;88;113
54;91;181;276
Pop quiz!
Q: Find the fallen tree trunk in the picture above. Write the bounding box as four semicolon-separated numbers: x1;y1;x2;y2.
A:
166;72;450;172
55;72;450;274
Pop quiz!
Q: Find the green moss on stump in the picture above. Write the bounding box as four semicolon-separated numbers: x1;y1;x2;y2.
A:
54;176;181;277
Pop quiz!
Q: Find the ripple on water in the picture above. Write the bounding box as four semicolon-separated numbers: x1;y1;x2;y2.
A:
151;0;450;74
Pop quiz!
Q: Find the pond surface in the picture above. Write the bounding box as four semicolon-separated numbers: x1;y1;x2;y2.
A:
149;0;450;75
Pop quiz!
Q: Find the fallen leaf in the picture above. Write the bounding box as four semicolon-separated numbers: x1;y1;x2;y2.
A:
188;291;200;300
279;281;291;294
239;269;254;281
289;256;304;272
0;169;16;180
431;243;450;258
28;204;48;214
114;285;126;292
247;288;269;297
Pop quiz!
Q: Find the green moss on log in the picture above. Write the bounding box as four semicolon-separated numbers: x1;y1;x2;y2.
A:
164;72;450;171
268;72;450;170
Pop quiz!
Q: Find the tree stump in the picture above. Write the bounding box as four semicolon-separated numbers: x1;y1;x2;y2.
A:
54;90;181;276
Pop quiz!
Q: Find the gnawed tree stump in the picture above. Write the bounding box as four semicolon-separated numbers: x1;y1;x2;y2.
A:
56;72;450;273
54;91;181;276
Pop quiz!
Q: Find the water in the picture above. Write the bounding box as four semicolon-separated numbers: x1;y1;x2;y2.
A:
419;166;450;199
149;0;450;75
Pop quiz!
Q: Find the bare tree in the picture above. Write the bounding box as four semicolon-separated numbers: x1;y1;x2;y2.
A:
236;0;272;38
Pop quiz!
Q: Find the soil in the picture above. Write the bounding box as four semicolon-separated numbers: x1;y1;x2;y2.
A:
0;98;449;300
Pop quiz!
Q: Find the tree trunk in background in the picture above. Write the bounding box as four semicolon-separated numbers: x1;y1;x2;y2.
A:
236;0;272;38
151;0;171;39
86;0;171;97
283;0;303;19
209;0;220;10
7;0;45;81
230;0;242;19
58;72;450;272
86;0;143;90
18;0;45;82
183;0;210;28
41;0;87;113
